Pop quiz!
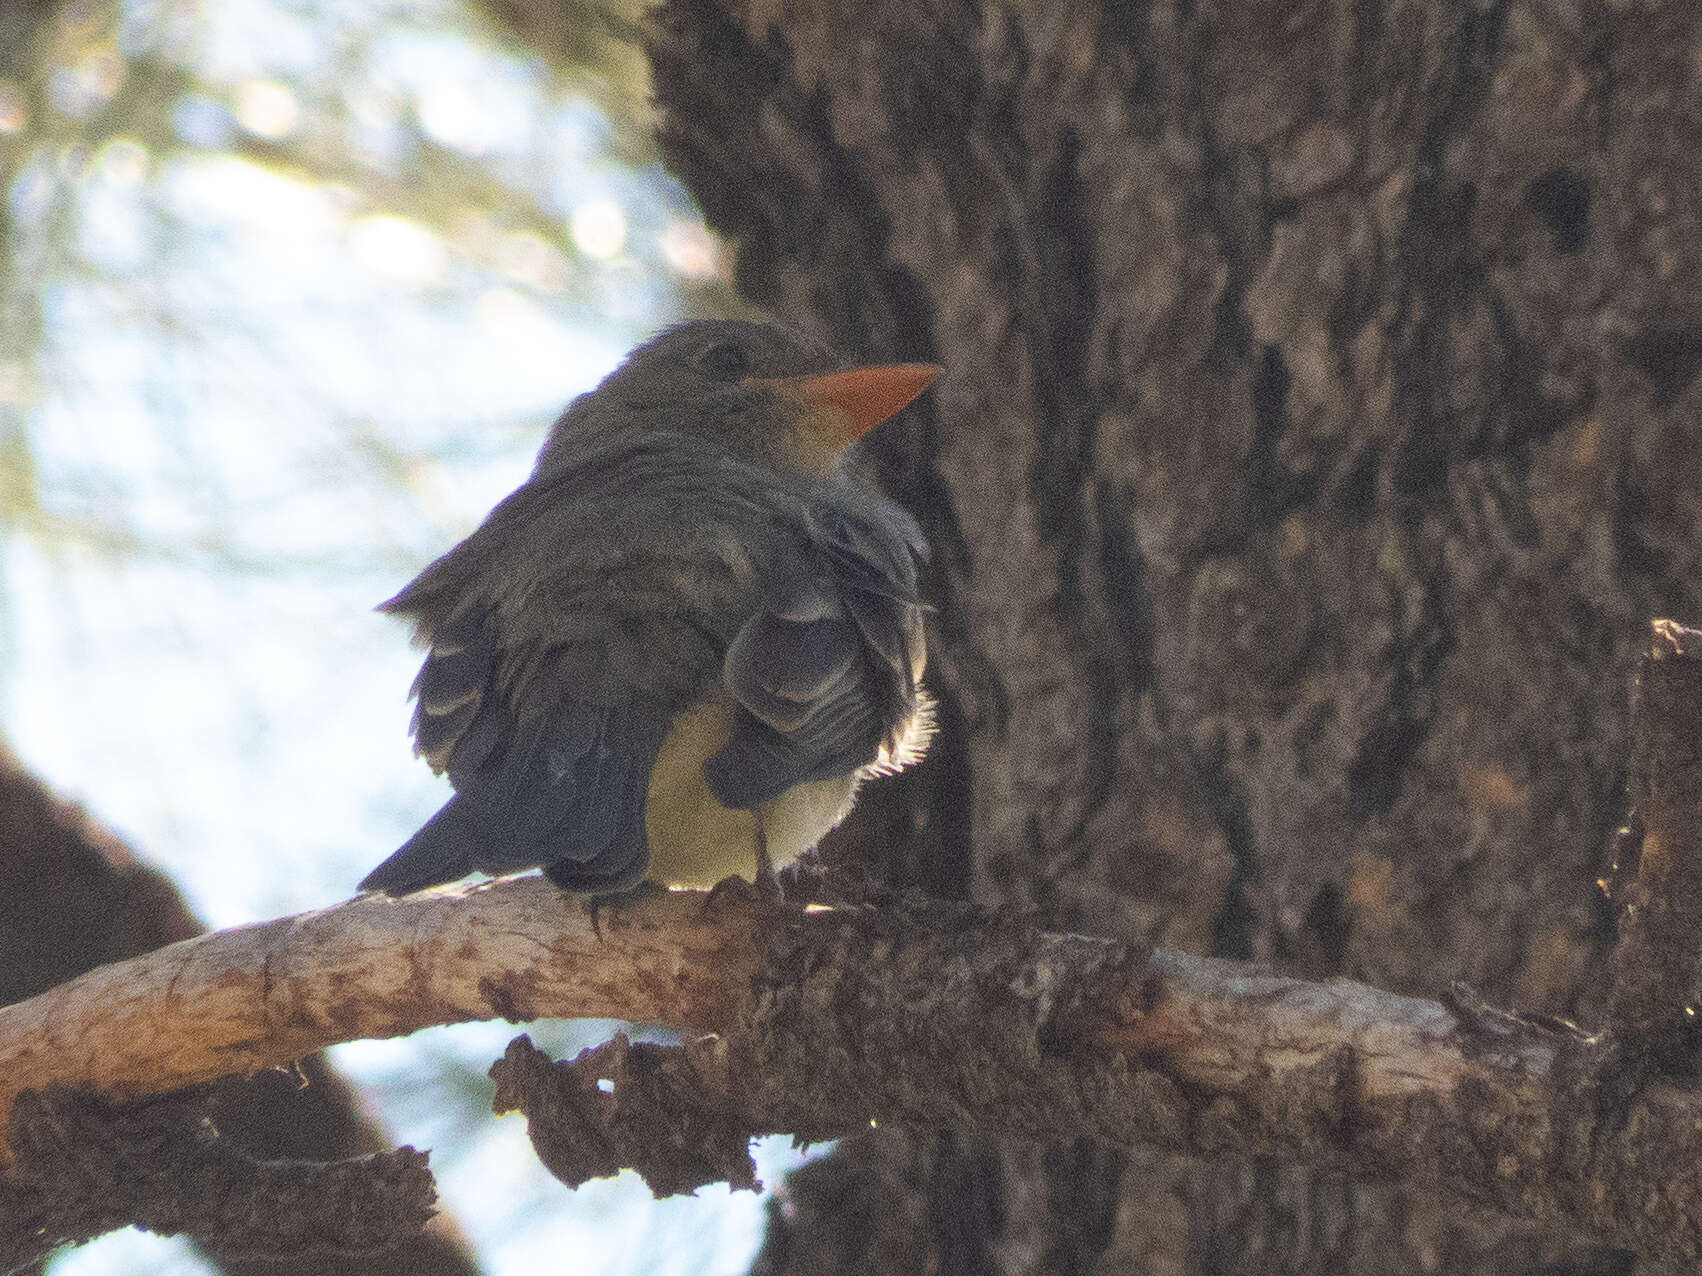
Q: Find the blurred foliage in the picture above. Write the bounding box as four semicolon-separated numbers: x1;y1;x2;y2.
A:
0;7;811;1274
0;0;739;563
0;4;784;1274
470;0;651;126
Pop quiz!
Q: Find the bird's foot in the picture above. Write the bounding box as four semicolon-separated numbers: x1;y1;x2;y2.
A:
583;878;666;941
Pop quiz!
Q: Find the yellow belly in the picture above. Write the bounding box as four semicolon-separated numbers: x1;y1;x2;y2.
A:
643;693;859;889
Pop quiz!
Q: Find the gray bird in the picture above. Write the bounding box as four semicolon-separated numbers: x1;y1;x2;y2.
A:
359;319;937;896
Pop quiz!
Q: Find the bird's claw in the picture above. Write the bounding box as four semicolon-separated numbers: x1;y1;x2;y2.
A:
583;878;666;940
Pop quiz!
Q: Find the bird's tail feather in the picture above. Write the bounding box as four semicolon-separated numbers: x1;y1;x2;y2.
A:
359;798;475;895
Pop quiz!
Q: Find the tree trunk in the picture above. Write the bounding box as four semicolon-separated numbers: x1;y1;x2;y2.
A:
635;0;1699;1271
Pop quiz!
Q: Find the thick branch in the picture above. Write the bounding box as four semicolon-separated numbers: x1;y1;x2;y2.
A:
7;879;1702;1262
0;879;757;1156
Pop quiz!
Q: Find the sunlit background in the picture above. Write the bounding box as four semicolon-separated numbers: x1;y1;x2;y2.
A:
0;0;814;1271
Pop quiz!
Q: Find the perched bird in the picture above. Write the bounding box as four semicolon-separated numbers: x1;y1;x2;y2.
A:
359;320;938;897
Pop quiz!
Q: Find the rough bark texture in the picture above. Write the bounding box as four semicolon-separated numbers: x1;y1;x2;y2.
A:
2;1086;436;1273
0;747;479;1276
19;873;1702;1266
488;919;1702;1270
630;0;1702;1271
1607;622;1702;1035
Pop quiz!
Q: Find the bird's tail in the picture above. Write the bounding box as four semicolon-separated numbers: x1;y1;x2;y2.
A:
359;797;475;895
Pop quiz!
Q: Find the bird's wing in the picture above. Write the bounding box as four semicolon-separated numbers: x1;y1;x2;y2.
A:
359;591;670;894
705;497;928;809
360;467;677;895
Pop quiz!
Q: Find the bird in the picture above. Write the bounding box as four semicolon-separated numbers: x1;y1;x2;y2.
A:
358;319;938;898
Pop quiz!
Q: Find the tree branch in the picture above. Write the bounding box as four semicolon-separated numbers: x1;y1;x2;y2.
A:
0;880;760;1155
0;742;480;1275
15;621;1702;1267
5;870;1702;1265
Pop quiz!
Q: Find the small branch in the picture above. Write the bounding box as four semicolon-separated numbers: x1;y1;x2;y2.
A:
8;878;1702;1264
2;1086;434;1272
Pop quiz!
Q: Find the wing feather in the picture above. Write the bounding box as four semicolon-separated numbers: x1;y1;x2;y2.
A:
707;495;928;811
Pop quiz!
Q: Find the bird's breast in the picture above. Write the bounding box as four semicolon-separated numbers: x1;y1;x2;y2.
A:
643;689;861;889
643;693;757;888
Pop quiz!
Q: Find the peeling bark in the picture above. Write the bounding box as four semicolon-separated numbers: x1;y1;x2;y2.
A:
9;873;1702;1267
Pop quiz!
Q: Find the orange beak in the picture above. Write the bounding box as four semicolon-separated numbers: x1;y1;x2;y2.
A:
749;362;941;453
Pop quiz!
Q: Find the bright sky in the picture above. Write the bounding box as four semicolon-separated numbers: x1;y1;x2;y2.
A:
2;1;809;1273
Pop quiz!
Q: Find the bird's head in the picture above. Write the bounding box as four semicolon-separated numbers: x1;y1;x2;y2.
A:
536;319;940;477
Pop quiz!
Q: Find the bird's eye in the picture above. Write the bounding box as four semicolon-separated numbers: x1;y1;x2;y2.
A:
700;342;751;379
